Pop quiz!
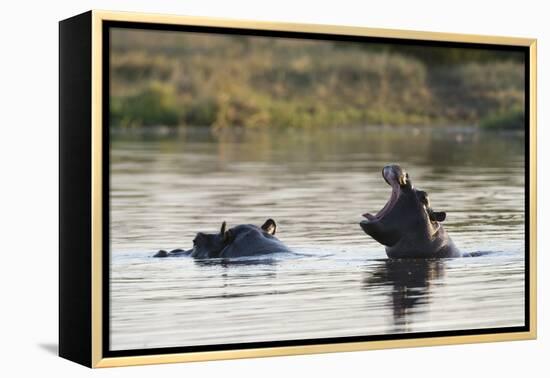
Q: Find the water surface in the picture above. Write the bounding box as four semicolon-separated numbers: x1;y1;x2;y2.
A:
110;126;525;350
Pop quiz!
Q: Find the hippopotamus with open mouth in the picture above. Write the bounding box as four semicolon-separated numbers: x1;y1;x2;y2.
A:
360;164;460;258
153;219;292;259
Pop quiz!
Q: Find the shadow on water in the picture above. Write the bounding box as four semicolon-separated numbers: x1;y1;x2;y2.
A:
193;257;278;268
363;259;446;332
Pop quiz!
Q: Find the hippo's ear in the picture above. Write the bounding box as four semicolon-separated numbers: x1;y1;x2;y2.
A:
261;219;277;235
429;211;446;222
220;221;233;243
223;230;232;243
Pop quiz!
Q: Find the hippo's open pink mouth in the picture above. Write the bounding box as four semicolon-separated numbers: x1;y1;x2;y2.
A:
362;165;405;222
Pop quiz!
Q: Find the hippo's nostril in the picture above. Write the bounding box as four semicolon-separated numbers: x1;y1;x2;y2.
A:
382;166;394;185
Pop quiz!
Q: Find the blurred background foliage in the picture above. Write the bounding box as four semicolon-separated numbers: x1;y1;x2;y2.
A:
110;29;525;130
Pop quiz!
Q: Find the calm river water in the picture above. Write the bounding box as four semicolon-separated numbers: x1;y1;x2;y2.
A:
110;126;525;351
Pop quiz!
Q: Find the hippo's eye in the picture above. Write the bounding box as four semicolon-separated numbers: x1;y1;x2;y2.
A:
192;239;197;246
416;190;430;206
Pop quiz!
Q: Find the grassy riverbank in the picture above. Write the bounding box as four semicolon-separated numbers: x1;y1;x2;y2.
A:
110;28;525;130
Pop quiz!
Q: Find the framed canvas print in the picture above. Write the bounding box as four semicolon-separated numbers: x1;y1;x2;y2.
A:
59;10;537;368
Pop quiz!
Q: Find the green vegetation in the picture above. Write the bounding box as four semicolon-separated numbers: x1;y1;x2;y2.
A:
479;106;525;130
111;83;180;127
110;29;525;129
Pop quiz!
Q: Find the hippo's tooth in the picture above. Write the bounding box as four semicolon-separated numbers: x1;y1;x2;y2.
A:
363;213;377;221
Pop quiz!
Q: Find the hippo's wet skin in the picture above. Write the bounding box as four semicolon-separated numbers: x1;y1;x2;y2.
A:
360;165;460;258
154;219;292;259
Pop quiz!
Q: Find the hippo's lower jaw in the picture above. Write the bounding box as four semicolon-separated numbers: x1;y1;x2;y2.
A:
360;219;400;248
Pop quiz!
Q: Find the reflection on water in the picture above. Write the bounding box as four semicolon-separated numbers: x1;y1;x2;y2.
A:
364;259;445;332
110;126;525;351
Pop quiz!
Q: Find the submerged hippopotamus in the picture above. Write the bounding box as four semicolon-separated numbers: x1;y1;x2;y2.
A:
360;164;460;258
153;219;292;259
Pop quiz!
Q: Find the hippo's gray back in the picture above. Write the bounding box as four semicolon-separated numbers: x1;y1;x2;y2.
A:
219;224;291;258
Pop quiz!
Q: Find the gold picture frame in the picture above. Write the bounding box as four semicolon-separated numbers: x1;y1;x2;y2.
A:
59;10;537;368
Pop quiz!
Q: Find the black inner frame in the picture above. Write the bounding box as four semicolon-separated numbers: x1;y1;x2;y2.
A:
102;20;531;358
